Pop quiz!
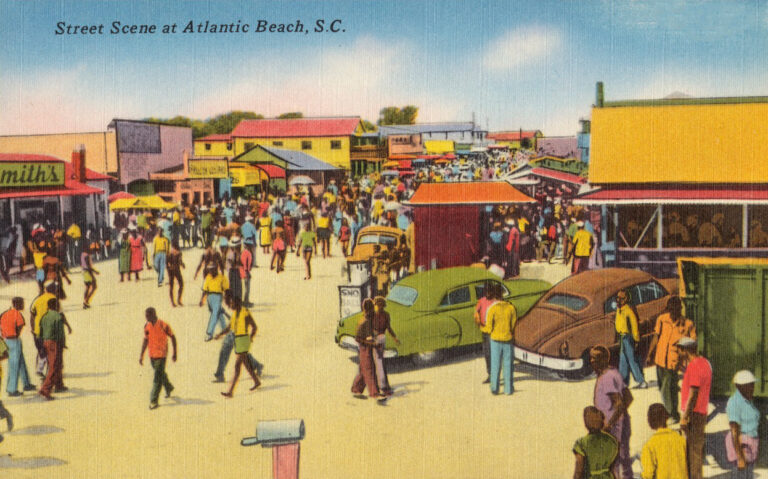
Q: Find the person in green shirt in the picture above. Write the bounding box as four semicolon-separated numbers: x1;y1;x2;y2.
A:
573;406;619;479
38;298;72;400
200;206;213;247
296;223;317;280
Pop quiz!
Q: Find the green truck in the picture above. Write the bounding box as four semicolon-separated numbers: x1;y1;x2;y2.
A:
678;257;768;397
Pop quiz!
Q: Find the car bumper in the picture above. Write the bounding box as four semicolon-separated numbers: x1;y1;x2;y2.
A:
514;346;583;371
338;335;398;358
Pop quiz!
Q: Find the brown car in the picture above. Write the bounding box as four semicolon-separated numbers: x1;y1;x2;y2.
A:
346;226;404;264
514;268;678;378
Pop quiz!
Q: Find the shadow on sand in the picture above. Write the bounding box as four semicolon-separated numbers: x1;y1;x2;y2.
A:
0;455;67;469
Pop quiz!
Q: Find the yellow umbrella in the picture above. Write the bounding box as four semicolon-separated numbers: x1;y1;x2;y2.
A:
109;198;143;210
140;195;178;210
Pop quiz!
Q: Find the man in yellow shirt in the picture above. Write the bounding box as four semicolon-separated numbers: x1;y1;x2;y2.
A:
152;230;170;288
570;221;594;274
615;289;648;389
640;403;687;479
486;286;517;395
66;222;82;267
201;265;229;341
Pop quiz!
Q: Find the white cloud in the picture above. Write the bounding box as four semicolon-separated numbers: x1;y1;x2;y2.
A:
483;26;562;72
0;35;469;134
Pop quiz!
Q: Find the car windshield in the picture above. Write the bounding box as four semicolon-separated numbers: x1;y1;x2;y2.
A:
357;234;379;245
387;285;418;306
545;294;589;311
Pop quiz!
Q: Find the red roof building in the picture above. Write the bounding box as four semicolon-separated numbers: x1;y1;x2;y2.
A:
231;117;362;138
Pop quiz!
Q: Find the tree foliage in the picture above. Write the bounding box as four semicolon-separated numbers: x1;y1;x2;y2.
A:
143;111;264;138
277;112;303;119
377;106;418;126
361;119;377;132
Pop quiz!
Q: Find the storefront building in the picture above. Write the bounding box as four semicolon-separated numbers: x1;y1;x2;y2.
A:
0;149;110;235
148;154;224;205
575;83;768;277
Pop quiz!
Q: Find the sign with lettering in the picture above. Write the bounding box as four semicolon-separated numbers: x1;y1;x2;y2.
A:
0;162;66;188
188;159;228;179
230;166;263;187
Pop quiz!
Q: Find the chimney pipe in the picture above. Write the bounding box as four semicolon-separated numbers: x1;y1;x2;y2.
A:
596;82;604;107
72;144;86;183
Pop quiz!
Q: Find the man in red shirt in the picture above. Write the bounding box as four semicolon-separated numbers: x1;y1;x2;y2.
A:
0;297;35;396
139;308;177;410
677;336;712;479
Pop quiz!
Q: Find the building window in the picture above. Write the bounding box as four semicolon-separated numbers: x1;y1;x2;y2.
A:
205;143;211;151
245;142;255;151
302;141;312;150
226;143;232;151
330;140;341;150
273;141;283;147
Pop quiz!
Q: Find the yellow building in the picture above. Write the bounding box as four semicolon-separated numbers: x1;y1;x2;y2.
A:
590;97;768;184
193;134;234;157
577;89;768;277
228;117;365;170
0;131;118;175
423;140;455;154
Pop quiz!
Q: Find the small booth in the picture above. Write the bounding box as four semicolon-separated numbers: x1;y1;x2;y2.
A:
406;182;536;270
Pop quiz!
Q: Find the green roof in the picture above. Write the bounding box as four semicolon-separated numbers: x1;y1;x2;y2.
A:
601;96;768;108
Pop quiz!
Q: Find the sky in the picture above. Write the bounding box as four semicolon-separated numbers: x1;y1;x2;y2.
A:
1;0;768;136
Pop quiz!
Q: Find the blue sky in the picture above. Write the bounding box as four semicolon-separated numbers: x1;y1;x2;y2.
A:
1;0;767;135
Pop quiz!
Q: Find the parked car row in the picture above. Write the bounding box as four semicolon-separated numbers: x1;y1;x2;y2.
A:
335;266;678;379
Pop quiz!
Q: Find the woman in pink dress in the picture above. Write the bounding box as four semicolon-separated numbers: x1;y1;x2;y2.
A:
129;229;146;281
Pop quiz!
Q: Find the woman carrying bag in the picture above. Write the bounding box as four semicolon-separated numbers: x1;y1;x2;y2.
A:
216;295;260;397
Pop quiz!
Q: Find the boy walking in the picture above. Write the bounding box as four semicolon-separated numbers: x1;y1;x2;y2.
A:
139;307;177;410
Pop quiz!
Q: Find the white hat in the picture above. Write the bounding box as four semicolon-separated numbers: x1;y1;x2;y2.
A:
32;223;41;230
733;370;756;385
675;337;697;349
200;206;209;211
229;237;242;247
576;221;585;227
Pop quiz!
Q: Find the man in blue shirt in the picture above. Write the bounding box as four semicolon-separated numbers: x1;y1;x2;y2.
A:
240;216;258;268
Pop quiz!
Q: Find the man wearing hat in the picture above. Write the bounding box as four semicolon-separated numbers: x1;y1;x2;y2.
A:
677;336;712;479
570;220;594;274
226;237;243;303
726;370;760;476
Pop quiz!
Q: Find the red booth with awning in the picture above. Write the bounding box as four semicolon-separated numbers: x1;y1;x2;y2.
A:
407;182;535;270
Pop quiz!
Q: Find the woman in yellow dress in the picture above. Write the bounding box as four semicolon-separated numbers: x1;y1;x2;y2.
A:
258;210;272;254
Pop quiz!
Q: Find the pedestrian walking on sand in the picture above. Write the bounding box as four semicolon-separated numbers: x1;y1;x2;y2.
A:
677;336;711;479
487;285;517;395
81;244;100;309
216;295;260;397
152;229;169;287
640;403;687;479
0;298;35;396
726;370;760;478
614;289;647;389
572;406;618;479
646;295;696;423
372;296;400;396
0;339;15;442
166;241;185;307
351;299;381;399
139;307;177;410
201;263;229;342
38;298;72;400
590;345;634;479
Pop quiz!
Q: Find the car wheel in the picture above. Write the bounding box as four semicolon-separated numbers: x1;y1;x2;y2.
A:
411;350;446;367
557;350;594;381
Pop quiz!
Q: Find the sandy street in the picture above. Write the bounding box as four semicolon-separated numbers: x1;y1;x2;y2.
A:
0;248;762;478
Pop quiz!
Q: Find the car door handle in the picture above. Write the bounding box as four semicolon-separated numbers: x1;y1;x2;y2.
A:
443;333;460;338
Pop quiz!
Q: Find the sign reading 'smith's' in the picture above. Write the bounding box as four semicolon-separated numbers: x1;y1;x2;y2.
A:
0;162;66;187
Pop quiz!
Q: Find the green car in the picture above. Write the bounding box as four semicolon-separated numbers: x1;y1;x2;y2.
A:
335;267;551;361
